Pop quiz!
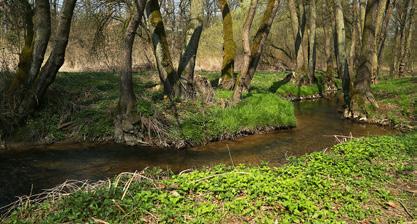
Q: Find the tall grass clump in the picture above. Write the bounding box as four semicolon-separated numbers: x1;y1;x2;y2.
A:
179;93;296;144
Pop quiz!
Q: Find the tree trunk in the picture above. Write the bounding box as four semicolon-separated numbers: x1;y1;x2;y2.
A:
146;0;179;97
9;0;76;121
232;0;258;103
377;0;395;78
217;0;236;90
370;0;388;83
288;0;306;81
323;0;335;93
398;0;415;76
349;0;379;118
307;0;316;84
348;0;360;86
119;0;146;115
232;0;280;102
177;0;204;98
334;0;350;107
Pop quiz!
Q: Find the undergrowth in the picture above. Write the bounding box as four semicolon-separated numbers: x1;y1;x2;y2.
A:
3;132;416;223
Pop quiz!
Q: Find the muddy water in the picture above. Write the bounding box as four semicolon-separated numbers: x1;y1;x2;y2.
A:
0;99;395;208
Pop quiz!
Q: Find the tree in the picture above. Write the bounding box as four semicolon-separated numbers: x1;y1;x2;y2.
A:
119;0;146;116
334;0;350;107
177;0;204;97
349;0;379;118
5;0;77;131
307;0;316;84
288;0;307;82
217;0;236;90
146;0;204;99
370;0;388;82
232;0;280;102
146;0;179;97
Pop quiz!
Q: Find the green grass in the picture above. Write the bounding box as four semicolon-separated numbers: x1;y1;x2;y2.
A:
369;77;417;128
4;132;416;223
176;93;296;144
11;72;297;145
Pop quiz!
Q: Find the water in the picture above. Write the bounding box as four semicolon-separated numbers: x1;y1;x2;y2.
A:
0;99;395;208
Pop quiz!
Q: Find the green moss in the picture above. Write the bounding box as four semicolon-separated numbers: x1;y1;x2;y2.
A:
5;133;416;223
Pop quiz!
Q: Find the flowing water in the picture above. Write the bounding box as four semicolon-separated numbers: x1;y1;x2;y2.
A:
0;98;395;208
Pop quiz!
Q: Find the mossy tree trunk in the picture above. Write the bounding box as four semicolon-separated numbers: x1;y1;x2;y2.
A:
119;0;146;115
177;0;204;98
6;0;75;130
307;0;316;84
217;0;236;90
146;0;179;98
348;0;379;119
232;0;280;103
334;0;350;107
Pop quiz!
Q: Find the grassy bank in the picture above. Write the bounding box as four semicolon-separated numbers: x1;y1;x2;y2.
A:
369;77;417;130
3;133;416;223
10;72;296;147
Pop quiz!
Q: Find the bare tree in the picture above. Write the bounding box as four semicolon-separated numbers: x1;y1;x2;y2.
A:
232;0;281;102
334;0;350;107
118;0;146;115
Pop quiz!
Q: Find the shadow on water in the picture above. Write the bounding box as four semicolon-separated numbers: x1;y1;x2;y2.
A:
0;98;395;208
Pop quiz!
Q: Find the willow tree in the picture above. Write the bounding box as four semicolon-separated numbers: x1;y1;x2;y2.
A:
232;0;280;102
146;0;204;98
119;0;146;116
217;0;236;89
334;0;350;107
349;0;379;118
5;0;76;129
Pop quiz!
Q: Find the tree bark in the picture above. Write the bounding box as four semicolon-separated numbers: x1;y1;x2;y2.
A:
349;0;379;118
232;0;258;103
217;0;236;90
323;0;335;93
398;0;415;76
288;0;306;81
177;0;204;98
377;0;395;78
119;0;146;115
307;0;316;84
146;0;179;97
232;0;280;102
370;0;388;83
334;0;350;107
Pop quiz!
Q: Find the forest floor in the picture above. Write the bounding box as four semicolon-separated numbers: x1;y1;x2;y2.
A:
3;72;416;148
2;132;416;223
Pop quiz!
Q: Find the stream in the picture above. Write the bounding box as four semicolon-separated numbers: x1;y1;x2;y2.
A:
0;98;395;209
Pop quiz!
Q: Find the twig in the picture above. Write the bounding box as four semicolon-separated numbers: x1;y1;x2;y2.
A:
227;144;235;168
399;200;414;219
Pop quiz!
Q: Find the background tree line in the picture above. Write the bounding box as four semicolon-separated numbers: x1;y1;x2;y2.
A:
0;0;416;136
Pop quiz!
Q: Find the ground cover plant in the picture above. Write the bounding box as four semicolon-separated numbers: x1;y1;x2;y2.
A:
3;132;416;223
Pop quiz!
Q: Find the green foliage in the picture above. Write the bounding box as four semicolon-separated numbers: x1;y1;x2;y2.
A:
4;133;416;223
370;77;417;128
